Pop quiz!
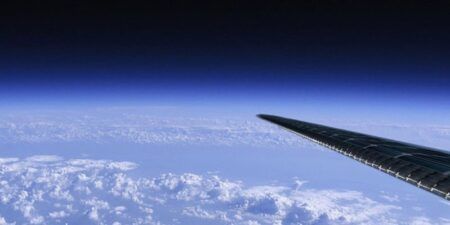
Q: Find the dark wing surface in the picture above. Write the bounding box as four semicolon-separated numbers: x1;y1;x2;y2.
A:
258;114;450;200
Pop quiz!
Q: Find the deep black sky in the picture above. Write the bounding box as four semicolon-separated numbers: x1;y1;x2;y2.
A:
1;1;450;94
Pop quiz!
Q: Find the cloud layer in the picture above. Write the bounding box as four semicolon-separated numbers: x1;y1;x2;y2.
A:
1;110;450;149
1;155;446;225
0;112;307;147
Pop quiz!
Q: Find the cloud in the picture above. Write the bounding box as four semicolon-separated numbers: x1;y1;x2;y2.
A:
2;110;450;150
410;217;433;225
0;155;444;225
26;155;63;162
0;112;309;147
0;155;151;225
0;216;14;225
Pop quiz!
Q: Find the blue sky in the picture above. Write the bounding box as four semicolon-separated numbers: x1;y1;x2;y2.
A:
2;2;450;107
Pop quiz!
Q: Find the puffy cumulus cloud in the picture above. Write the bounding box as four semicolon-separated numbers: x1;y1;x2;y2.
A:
0;155;149;225
0;155;444;225
0;216;14;225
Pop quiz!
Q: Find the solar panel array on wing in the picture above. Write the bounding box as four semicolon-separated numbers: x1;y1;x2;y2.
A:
258;114;450;200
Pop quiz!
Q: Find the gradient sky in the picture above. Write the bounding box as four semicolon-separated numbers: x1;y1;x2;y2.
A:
1;1;449;114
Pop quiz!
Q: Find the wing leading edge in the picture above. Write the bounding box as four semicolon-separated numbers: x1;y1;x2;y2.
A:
258;114;450;200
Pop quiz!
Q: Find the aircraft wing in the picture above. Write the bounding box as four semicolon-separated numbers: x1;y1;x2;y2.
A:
258;114;450;200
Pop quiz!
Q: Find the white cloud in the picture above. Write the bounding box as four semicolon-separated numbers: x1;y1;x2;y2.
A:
2;110;450;149
0;112;310;147
25;155;63;162
48;210;68;219
0;216;13;225
0;155;153;225
410;217;433;225
380;193;400;203
0;155;446;225
182;206;229;221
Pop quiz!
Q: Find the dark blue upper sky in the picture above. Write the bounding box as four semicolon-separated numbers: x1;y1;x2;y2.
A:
1;1;450;105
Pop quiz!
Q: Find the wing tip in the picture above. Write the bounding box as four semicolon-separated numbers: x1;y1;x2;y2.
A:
257;114;284;123
256;114;268;119
257;114;274;121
